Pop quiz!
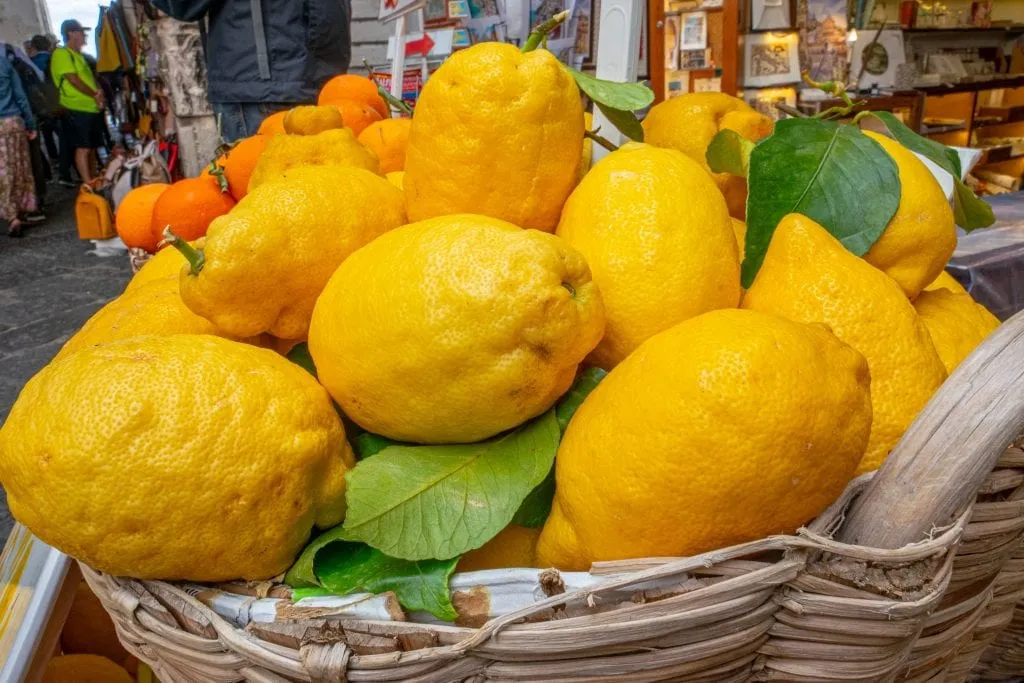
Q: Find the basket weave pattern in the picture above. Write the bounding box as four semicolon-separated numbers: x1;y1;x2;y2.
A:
83;476;985;683
79;317;1024;682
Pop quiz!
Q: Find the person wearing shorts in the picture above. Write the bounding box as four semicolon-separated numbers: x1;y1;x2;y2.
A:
50;19;104;184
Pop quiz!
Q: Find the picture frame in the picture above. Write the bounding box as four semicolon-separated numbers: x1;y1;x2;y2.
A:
750;0;791;30
743;32;801;87
850;30;905;90
665;15;681;70
681;11;708;50
681;48;708;69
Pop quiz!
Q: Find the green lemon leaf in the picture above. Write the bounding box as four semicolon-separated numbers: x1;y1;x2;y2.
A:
595;102;644;142
284;523;352;588
315;541;459;621
865;111;961;178
512;469;555;528
954;178;995;231
513;368;608;528
291;587;333;600
555;367;607;433
352;432;398;459
286;343;317;378
743;118;901;287
567;67;655;112
706;130;754;178
343;410;560;560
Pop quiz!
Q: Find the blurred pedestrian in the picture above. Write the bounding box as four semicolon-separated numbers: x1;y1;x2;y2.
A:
5;44;52;214
28;36;60;166
153;0;352;142
0;51;38;237
27;35;52;73
51;20;104;184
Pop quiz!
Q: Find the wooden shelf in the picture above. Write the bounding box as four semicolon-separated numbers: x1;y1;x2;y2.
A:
903;26;1024;34
916;77;1024;95
922;123;968;135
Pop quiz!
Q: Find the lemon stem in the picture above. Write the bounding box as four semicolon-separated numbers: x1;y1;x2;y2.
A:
802;71;866;120
585;128;618;152
364;59;414;116
162;227;204;275
522;10;570;52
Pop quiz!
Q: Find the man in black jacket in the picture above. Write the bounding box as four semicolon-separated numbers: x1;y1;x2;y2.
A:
153;0;352;141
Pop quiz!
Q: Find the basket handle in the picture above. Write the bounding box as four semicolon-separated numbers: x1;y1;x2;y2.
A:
838;309;1024;549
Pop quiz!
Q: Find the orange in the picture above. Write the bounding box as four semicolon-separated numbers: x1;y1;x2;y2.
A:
357;118;412;173
42;655;133;683
151;177;236;241
258;110;288;135
60;582;131;665
114;183;169;253
221;134;270;201
332;99;383;137
319;74;389;119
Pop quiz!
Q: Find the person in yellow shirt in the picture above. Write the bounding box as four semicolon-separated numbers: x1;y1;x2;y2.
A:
50;20;104;183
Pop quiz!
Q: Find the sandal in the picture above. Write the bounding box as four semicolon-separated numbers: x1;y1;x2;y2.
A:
7;219;23;238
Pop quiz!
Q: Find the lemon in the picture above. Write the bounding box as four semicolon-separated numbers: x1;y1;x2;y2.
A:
386;170;404;189
180;165;406;341
642;93;773;219
556;143;739;368
732;218;747;256
579;111;593;180
283;104;346;135
742;213;947;474
459;525;541;571
0;335;353;580
535;309;871;570
923;269;967;296
309;214;605;444
914;288;1000;373
56;277;244;361
123;239;203;293
247;128;380;192
862;131;957;298
404;43;583;232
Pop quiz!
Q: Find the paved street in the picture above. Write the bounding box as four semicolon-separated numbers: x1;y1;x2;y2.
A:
0;185;132;542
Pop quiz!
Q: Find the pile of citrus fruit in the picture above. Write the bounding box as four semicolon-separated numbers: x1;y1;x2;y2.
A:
0;40;1002;620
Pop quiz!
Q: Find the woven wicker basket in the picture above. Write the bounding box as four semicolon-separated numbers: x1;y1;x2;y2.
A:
81;313;1024;683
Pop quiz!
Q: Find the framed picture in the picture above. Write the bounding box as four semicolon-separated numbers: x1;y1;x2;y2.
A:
665;15;681;70
666;70;690;98
750;0;791;30
743;32;800;87
570;0;595;63
694;76;722;92
448;0;471;18
681;48;708;69
850;30;905;89
681;12;708;50
799;0;848;84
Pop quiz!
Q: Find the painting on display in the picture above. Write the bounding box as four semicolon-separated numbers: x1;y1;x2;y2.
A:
743;32;801;87
798;0;848;84
681;12;708;50
570;0;595;63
